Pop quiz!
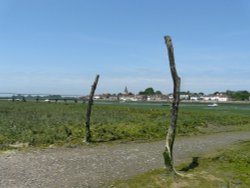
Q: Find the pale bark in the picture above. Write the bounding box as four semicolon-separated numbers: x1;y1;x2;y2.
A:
163;36;181;174
85;74;100;142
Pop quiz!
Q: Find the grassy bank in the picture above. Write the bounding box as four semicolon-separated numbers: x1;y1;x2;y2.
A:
108;140;250;187
0;101;250;147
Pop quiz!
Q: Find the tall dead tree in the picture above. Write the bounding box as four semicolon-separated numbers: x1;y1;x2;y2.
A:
85;74;100;142
163;36;181;174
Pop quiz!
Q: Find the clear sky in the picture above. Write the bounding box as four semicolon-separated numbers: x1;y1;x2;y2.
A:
0;0;250;95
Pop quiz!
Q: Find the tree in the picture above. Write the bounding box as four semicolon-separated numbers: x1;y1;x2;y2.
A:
232;90;249;101
213;91;220;95
163;35;181;174
138;91;145;95
85;74;100;142
198;92;204;96
139;87;156;95
144;87;154;95
155;90;162;95
225;90;249;101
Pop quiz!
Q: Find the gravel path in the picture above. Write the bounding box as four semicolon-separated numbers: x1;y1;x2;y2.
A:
1;131;250;188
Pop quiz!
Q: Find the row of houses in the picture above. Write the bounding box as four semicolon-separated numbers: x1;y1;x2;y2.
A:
92;93;169;102
91;92;230;102
178;93;230;102
188;95;229;102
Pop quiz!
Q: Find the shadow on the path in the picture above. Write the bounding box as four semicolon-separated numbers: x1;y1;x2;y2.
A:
180;157;199;172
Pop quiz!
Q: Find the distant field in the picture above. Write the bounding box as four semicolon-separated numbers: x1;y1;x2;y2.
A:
0;101;250;147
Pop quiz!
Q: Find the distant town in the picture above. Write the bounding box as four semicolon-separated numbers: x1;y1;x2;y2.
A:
0;87;250;103
90;87;250;102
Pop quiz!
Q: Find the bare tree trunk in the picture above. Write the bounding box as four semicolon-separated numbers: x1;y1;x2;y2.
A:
163;36;181;174
85;74;100;143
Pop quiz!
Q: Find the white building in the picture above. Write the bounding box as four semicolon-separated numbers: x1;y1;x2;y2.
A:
180;94;190;100
190;96;199;101
203;95;229;102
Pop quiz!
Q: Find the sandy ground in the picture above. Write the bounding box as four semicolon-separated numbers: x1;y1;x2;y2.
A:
1;131;250;188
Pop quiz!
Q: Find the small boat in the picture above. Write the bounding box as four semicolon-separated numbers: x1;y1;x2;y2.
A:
208;103;218;107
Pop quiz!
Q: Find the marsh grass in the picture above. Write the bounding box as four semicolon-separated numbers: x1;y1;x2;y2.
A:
108;141;250;187
0;101;249;147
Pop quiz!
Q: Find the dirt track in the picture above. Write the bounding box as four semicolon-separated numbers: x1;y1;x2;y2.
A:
1;131;250;188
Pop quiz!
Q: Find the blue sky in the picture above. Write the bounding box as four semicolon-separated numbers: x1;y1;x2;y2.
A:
0;0;250;95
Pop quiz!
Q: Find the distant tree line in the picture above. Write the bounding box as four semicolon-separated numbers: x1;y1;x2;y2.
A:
138;87;162;95
225;90;250;101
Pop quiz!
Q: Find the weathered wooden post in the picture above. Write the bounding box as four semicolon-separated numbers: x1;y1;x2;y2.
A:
163;35;181;174
85;74;100;142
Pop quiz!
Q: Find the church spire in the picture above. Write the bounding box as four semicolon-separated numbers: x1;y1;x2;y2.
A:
124;86;128;95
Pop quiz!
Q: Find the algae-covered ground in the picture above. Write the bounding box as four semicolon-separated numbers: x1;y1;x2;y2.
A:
0;100;250;148
109;140;250;188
